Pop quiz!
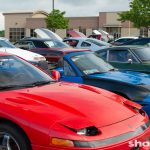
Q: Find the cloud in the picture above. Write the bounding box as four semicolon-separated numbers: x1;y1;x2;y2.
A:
0;0;130;30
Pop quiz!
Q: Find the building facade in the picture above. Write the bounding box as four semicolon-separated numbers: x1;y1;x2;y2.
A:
3;10;149;42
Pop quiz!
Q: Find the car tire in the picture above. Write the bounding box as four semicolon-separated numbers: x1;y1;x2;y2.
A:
0;123;31;150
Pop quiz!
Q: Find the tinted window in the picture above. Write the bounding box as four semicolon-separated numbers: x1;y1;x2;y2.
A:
32;41;48;48
109;50;137;62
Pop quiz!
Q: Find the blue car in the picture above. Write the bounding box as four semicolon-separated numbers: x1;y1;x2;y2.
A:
55;51;150;116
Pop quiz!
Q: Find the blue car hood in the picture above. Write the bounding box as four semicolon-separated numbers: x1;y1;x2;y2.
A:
88;71;150;85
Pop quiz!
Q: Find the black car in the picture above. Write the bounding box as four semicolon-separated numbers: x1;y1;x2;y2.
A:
121;38;150;46
14;38;69;50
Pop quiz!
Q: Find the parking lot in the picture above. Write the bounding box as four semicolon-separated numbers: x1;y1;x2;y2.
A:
0;0;150;149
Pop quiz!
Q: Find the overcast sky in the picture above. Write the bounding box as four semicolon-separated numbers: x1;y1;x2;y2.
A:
0;0;130;30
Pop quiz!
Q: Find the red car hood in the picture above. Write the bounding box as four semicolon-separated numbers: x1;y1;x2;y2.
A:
67;30;86;38
3;82;138;129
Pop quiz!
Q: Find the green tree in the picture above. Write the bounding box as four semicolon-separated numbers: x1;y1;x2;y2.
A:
46;9;69;31
0;30;4;37
118;0;150;29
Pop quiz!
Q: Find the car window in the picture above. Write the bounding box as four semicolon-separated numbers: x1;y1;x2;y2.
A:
0;55;53;87
96;51;107;61
64;60;76;76
132;48;150;62
64;40;78;47
15;41;35;50
71;53;114;75
81;42;91;47
109;50;137;63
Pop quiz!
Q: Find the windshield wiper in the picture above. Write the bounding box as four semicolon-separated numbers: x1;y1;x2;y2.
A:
29;80;56;86
0;84;35;90
0;81;57;91
88;71;103;75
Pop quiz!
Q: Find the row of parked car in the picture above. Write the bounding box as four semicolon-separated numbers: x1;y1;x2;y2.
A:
0;28;150;150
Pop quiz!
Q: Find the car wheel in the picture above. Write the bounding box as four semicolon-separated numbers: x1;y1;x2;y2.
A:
0;123;31;150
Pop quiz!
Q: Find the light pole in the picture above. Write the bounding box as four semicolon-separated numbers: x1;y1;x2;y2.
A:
128;21;131;36
52;0;54;11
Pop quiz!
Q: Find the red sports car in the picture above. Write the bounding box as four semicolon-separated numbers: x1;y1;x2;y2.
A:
0;52;150;150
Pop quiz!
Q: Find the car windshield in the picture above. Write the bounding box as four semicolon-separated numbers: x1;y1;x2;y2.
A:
44;40;70;48
85;38;110;46
133;48;150;62
0;55;54;88
0;40;16;48
71;53;114;75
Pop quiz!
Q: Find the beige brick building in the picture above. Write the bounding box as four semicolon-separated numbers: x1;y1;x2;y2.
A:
3;10;148;42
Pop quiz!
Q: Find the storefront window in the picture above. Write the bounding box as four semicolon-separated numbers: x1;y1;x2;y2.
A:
9;28;25;42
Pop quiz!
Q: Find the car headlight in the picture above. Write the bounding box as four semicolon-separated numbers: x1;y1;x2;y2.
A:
33;56;46;61
77;126;100;136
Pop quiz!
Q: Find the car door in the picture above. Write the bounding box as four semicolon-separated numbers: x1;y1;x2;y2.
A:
57;59;83;83
108;49;140;71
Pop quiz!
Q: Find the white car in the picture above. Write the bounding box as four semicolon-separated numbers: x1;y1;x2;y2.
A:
63;37;111;51
0;38;48;71
34;28;111;51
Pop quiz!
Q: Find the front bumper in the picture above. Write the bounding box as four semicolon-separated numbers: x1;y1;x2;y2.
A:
32;123;150;150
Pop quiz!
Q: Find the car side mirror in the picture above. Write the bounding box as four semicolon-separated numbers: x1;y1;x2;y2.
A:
52;70;60;81
128;59;133;64
56;68;64;76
